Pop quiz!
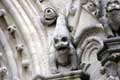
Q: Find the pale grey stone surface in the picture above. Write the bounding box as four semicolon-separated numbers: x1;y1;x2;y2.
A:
0;0;120;80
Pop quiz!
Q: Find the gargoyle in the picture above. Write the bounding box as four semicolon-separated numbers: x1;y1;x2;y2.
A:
49;14;78;74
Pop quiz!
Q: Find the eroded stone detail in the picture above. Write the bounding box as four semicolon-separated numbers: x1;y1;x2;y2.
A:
7;24;16;37
16;44;24;53
41;7;57;26
0;67;7;76
0;9;6;16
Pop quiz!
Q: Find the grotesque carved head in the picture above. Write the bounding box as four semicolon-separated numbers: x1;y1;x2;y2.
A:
106;0;120;31
53;14;72;53
53;34;70;52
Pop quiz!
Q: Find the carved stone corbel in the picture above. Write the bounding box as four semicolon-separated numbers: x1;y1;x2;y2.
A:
97;37;120;80
16;44;24;53
7;24;17;38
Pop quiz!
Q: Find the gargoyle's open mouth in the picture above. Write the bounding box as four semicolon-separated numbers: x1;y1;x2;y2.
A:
57;46;68;51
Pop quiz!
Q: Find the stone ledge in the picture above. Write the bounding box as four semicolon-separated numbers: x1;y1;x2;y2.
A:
33;70;89;80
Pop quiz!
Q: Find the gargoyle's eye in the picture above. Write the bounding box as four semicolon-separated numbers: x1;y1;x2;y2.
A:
61;37;67;42
54;38;59;44
89;3;93;6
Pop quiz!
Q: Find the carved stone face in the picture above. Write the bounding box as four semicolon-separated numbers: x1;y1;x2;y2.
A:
53;35;70;52
106;0;120;31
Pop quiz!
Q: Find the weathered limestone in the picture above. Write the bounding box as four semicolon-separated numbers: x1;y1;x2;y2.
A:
41;7;57;26
0;0;120;80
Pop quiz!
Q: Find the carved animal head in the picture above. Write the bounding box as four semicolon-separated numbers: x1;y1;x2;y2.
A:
16;44;24;52
7;24;16;34
53;34;70;52
44;7;57;20
53;14;72;52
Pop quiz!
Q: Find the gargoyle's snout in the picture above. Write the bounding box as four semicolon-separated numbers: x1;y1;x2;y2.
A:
54;36;69;51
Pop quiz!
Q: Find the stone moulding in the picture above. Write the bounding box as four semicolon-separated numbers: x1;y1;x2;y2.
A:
97;37;120;80
33;70;89;80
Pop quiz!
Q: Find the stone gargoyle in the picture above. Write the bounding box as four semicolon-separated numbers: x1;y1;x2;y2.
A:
49;13;78;74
